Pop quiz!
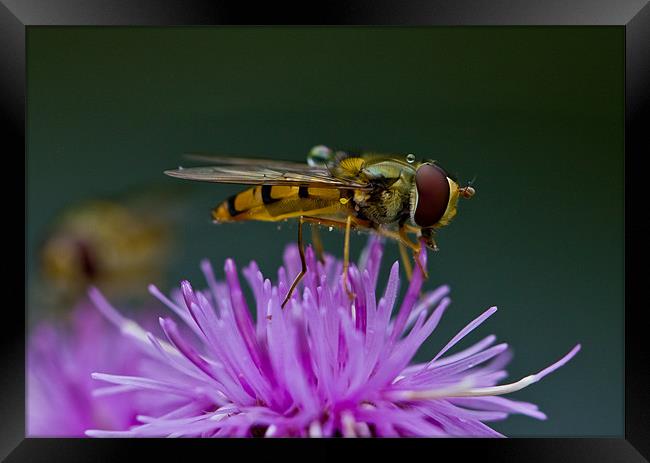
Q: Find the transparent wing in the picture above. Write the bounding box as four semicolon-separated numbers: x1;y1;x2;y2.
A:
183;153;311;170
164;161;371;190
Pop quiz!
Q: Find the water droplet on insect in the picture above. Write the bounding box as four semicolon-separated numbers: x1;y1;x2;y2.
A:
328;226;333;232
406;154;416;163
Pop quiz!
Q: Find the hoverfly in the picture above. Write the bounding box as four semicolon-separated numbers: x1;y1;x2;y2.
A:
37;187;185;311
165;145;475;307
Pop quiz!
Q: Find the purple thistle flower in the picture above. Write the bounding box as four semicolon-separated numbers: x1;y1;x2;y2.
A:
85;238;580;437
27;301;145;436
28;301;193;437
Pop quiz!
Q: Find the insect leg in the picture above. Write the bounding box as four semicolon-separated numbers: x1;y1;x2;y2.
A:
298;215;372;300
399;225;428;280
413;247;428;280
398;241;414;281
371;227;407;247
342;215;355;301
402;223;420;234
281;216;307;309
420;227;439;252
300;215;371;230
311;225;326;264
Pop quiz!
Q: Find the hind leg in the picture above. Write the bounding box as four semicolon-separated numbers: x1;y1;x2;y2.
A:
281;216;307;309
300;215;371;300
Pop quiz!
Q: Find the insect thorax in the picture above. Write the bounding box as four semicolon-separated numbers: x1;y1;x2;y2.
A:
352;182;412;225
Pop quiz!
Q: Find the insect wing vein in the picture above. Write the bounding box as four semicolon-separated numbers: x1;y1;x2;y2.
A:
164;164;370;190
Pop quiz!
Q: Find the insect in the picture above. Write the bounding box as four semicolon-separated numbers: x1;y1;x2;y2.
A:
37;186;186;311
165;145;475;307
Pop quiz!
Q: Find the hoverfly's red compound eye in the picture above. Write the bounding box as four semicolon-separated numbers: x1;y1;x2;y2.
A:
414;163;451;227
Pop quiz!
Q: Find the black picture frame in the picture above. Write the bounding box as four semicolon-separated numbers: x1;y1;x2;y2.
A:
3;1;648;461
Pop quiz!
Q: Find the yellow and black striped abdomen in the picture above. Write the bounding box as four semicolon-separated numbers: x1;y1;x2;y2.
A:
212;185;348;223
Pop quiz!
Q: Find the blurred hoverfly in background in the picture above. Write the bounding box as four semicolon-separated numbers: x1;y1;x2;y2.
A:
35;185;189;314
165;145;475;307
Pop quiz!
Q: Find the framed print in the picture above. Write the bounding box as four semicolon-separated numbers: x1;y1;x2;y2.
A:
2;0;648;461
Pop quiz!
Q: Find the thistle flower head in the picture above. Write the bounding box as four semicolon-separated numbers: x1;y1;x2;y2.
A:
84;238;579;437
27;301;144;436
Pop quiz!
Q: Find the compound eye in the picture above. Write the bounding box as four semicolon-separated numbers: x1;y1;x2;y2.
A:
414;164;450;227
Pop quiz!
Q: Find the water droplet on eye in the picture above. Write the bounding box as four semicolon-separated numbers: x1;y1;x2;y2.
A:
406;154;416;163
328;226;333;232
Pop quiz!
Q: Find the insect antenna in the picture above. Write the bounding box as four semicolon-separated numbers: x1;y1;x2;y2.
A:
459;174;477;199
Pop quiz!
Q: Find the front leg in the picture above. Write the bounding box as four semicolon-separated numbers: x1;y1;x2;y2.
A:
374;225;419;252
420;227;439;252
398;223;428;279
402;224;438;251
373;224;428;280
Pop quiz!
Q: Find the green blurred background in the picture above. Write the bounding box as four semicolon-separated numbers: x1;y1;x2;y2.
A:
26;27;623;436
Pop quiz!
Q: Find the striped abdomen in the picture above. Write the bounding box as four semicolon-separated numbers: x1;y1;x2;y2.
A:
212;185;349;223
